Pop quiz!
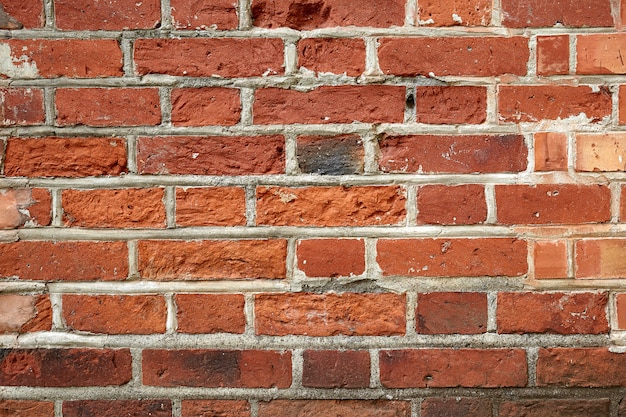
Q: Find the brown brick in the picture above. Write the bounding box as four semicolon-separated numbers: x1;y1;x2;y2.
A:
501;0;613;27
171;88;240;126
537;35;570;76
576;133;626;172
0;88;44;126
537;348;626;387
576;239;626;279
0;294;51;333
378;134;527;174
499;399;610;417
171;0;238;29
256;186;406;226
176;187;247;226
302;350;370;388
416;86;486;124
257;400;410;417
421;398;493;417
63;401;172;417
297;134;363;175
577;34;626;74
298;38;365;76
0;348;132;386
0;189;51;229
535;132;568;171
534;241;569;279
176;294;246;334
417;185;487;225
418;0;491;26
380;349;527;388
377;238;528;277
63;295;167;334
143;350;291;388
255;293;406;336
55;0;160;29
181;400;250;417
138;240;287;280
617;293;626;330
417;292;487;334
621;86;626;125
497;292;608;334
0;401;54;417
0;241;128;281
3;0;44;28
297;239;365;277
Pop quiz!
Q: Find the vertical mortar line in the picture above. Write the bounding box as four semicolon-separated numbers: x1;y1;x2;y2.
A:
284;40;298;75
244;293;256;335
406;185;418;227
369;348;381;388
525;133;535;173
611;182;622;223
569;34;577;75
567;239;575;279
286;237;302;291
249;400;259;417
484;184;497;224
121;36;135;77
44;87;56;126
130;348;143;387
292;348;304;388
364;238;382;279
54;401;63;417
51;188;63;227
491;0;502;26
44;0;55;29
526;347;538;387
613;84;621;129
128;240;139;279
364;37;382;76
171;399;182;417
50;292;64;330
165;186;176;228
492;401;500;417
245;185;257;226
127;135;138;174
609;290;618;332
527;35;537;78
363;132;379;175
0;138;6;176
410;399;421;417
165;293;177;334
284;133;299;175
527;240;536;281
159;87;172;126
404;84;417;124
485;83;498;125
161;0;173;30
567;132;577;174
238;0;252;30
406;0;417;26
240;87;254;126
610;396;621;417
487;291;498;333
406;291;417;336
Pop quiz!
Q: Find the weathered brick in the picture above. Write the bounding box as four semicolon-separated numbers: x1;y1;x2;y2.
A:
176;294;246;334
253;86;405;124
501;0;613;28
143;350;291;388
0;241;128;281
297;239;365;277
498;85;612;123
0;88;44;126
251;0;405;29
379;37;528;76
3;0;44;28
62;188;166;228
302;350;370;388
255;293;406;336
256;186;406;226
576;239;626;279
534;241;569;279
135;39;284;77
377;238;528;277
495;185;611;224
615;294;626;330
378;134;527;174
497;292;608;334
63;401;171;417
171;88;240;126
138;240;287;280
537;35;570;76
537;348;626;387
0;189;51;228
577;34;626;74
0;349;132;386
0;294;51;333
257;400;410;417
576;133;626;172
297;134;363;175
417;185;487;225
380;349;528;388
4;137;127;178
415;86;487;124
416;292;487;334
421;398;493;417
55;0;161;29
63;295;167;334
621;186;626;221
137;135;284;175
56;88;161;126
535;132;568;171
0;401;54;417
171;0;238;29
298;38;365;76
621;86;626;125
181;400;250;417
499;399;610;417
418;0;491;26
176;187;247;226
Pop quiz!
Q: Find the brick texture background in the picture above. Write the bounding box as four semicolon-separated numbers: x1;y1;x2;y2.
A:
1;0;626;415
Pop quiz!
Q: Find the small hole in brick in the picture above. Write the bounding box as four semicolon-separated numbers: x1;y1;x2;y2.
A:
406;94;415;109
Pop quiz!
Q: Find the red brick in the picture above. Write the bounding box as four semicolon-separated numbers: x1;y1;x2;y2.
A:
421;398;492;417
143;350;291;388
302;350;370;388
623;0;626;29
56;88;160;126
55;0;160;29
137;135;284;175
176;187;246;226
62;188;166;228
3;0;44;28
0;348;132;386
0;189;51;229
379;37;528;76
377;238;528;277
298;38;365;76
0;88;44;126
171;0;238;29
181;400;250;417
0;241;128;281
380;349;527;388
0;401;53;417
171;88;240;126
501;0;613;27
576;239;626;279
577;34;626;74
622;186;626;221
0;40;122;78
251;0;405;29
135;39;284;77
258;400;410;417
255;293;406;336
537;348;626;387
576;133;626;172
534;241;569;279
297;239;365;277
63;295;167;334
176;294;245;334
495;185;611;224
537;35;570;76
379;134;527;174
4;137;127;178
535;132;568;171
621;86;626;125
297;134;363;175
138;240;287;280
497;292;608;334
498;85;612;123
253;85;405;124
499;399;610;417
63;401;171;417
617;294;626;330
0;294;51;333
256;186;406;226
417;292;487;334
418;0;491;26
417;185;487;225
416;86;486;124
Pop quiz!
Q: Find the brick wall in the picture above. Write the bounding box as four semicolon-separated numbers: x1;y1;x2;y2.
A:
1;0;626;415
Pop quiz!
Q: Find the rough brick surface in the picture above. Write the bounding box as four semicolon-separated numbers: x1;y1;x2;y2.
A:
297;239;365;277
576;240;626;279
181;400;250;417
501;0;613;28
0;88;44;126
171;88;240;126
499;399;610;417
534;132;568;171
176;187;247;226
55;0;161;29
415;86;487;124
63;401;172;417
297;134;363;175
621;85;626;125
417;185;487;225
175;294;246;334
170;0;238;29
576;134;626;172
0;401;54;417
416;292;488;334
2;0;44;28
577;35;626;74
298;38;365;76
257;400;410;417
302;350;370;388
0;295;51;333
418;0;491;26
421;398;493;417
533;241;569;279
0;188;51;228
537;348;626;387
537;35;570;76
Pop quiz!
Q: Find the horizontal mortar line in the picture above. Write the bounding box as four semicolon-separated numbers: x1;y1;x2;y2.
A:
44;280;292;294
0;332;610;350
527;279;626;291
